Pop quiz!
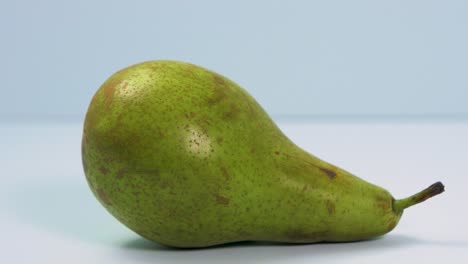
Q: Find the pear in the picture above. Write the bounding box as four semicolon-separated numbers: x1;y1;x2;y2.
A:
82;60;444;248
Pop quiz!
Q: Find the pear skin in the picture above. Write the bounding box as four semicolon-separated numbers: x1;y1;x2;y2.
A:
82;60;444;248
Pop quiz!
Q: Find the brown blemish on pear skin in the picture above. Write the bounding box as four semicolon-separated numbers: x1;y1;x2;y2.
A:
148;64;160;72
387;219;397;231
220;165;231;181
180;65;196;78
285;230;328;242
103;79;119;99
185;112;197;119
325;200;336;215
99;166;109;175
116;169;126;179
375;196;391;211
222;103;240;120
319;167;336;179
207;75;229;105
207;85;226;105
121;80;129;90
214;194;230;205
97;188;112;205
213;75;227;86
283;153;337;179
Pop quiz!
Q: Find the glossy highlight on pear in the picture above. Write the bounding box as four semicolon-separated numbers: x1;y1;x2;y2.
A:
82;60;445;248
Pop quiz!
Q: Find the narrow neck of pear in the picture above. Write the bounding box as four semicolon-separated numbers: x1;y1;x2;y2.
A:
393;182;445;214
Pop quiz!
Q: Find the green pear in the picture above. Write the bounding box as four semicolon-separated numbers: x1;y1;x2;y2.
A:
82;60;444;248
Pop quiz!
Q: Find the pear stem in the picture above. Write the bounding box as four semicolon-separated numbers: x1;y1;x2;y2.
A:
393;182;445;214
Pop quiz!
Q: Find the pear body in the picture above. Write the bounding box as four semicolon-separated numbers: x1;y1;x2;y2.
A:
82;61;402;247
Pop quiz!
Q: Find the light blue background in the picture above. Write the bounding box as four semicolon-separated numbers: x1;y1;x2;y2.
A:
1;0;467;121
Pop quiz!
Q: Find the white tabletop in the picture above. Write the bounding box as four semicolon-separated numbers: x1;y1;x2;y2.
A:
1;120;467;264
